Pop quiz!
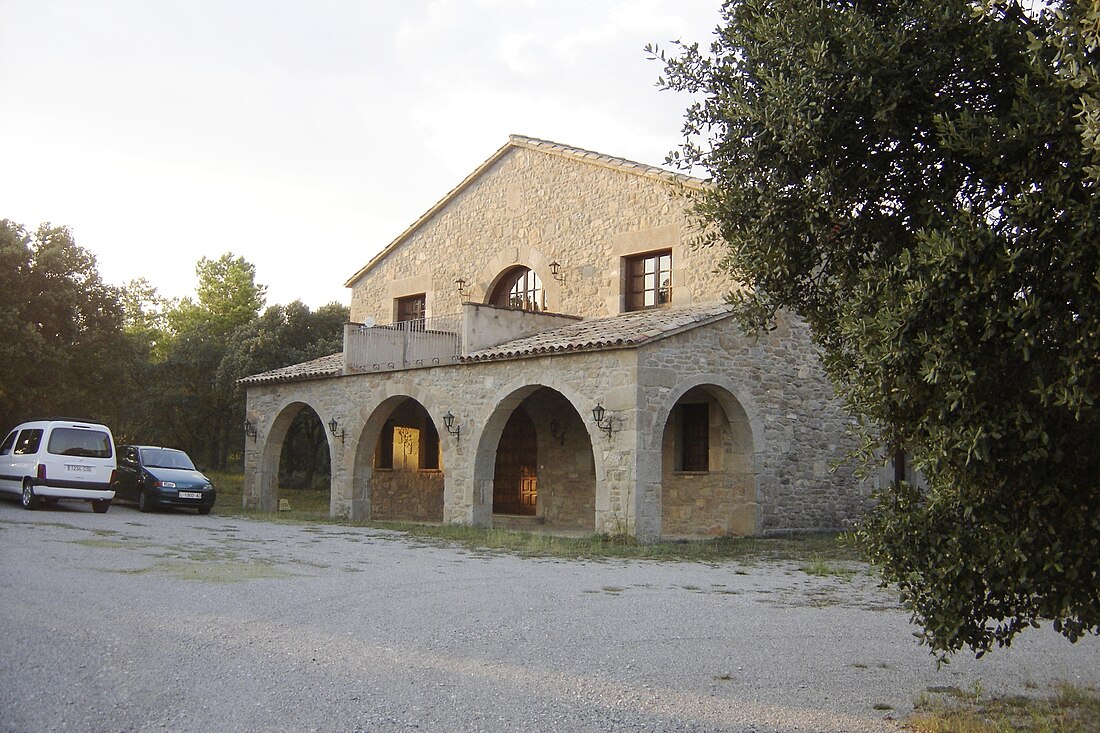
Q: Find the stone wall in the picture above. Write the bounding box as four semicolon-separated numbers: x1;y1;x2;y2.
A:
527;388;595;531
243;311;870;539
636;314;870;534
370;469;444;522
347;142;725;325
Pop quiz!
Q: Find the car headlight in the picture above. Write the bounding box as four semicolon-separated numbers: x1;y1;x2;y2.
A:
154;480;177;488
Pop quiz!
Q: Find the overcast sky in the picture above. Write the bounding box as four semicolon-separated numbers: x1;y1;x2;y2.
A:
1;1;721;309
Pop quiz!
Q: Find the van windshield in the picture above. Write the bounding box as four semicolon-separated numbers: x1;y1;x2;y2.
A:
47;428;113;458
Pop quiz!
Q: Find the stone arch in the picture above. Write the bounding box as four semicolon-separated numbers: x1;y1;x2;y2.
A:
351;393;447;523
652;380;759;537
251;399;330;513
468;245;563;311
470;381;604;531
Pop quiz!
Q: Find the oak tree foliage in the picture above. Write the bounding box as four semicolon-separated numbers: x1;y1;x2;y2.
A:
652;0;1100;657
0;220;131;429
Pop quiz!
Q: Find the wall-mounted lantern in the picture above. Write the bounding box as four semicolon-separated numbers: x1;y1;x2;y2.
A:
328;417;345;444
591;402;617;438
549;261;565;284
243;419;257;440
442;411;461;442
455;278;468;300
550;418;566;446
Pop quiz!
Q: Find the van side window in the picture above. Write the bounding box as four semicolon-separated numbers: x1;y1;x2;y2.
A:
0;431;16;456
14;429;43;455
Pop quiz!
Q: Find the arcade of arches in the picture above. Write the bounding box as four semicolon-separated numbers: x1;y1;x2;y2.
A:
253;379;758;537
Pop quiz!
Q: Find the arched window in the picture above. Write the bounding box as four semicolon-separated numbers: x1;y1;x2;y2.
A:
490;266;544;311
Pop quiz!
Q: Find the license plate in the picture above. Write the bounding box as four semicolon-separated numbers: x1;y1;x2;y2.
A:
66;464;93;473
178;491;203;499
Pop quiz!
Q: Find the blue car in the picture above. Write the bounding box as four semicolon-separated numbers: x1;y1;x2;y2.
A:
112;445;216;514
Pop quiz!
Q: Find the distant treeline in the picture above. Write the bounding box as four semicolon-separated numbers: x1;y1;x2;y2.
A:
0;219;348;473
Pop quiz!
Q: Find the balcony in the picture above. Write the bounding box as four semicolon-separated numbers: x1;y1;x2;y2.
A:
344;313;463;373
343;303;582;374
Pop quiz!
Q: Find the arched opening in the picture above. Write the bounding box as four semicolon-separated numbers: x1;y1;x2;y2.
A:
493;407;537;515
257;402;331;515
489;266;544;311
366;397;444;522
483;386;595;531
660;385;757;537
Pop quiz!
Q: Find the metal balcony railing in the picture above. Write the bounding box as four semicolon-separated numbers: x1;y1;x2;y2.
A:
344;313;463;373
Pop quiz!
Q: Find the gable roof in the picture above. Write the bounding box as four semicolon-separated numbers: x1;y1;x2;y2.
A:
461;302;735;363
343;135;706;288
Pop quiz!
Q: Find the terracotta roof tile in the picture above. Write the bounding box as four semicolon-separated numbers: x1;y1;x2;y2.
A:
240;304;736;385
459;303;735;363
238;352;343;386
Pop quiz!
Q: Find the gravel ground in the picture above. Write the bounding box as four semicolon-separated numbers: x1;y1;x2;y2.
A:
0;499;1096;733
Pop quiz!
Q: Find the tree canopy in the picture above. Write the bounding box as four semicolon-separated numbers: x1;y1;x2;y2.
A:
652;0;1100;657
0;219;347;474
0;220;131;429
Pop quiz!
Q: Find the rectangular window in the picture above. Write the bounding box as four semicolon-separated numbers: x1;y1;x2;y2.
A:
679;403;709;472
47;428;112;458
14;429;43;455
395;294;426;330
625;250;672;311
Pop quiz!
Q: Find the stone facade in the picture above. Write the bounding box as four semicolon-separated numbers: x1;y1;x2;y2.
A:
345;137;720;324
241;136;871;540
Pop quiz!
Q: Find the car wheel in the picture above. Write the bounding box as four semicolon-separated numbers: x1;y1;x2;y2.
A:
197;506;211;515
21;483;38;510
138;490;152;513
91;500;110;514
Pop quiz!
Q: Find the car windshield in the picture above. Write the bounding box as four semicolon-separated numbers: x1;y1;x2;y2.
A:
47;428;112;458
139;448;196;470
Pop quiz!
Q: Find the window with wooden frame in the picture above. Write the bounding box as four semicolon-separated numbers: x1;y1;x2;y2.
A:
490;266;544;311
395;293;426;329
678;403;709;472
625;250;672;311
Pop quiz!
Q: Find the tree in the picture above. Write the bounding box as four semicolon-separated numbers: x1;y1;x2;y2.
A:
652;0;1100;657
0;220;130;430
158;253;267;470
216;300;349;485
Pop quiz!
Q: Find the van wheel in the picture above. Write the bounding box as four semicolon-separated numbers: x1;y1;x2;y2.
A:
21;483;38;510
91;500;110;514
138;491;151;513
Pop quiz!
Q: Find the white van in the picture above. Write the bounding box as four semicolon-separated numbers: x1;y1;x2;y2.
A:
0;419;117;513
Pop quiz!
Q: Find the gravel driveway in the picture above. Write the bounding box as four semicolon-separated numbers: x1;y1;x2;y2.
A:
1;499;1096;733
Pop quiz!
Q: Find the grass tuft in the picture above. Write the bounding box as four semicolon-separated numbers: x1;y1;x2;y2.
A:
206;470;862;563
908;683;1100;733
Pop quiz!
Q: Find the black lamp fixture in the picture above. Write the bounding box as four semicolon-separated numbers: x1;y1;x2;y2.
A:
548;260;565;284
328;417;345;444
591;402;616;437
243;419;257;440
442;411;461;442
455;277;468;300
550;418;565;446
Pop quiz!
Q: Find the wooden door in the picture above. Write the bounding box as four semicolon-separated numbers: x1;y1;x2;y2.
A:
493;408;537;515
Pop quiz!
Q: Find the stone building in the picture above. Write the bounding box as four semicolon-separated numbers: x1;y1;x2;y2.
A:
239;135;868;540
